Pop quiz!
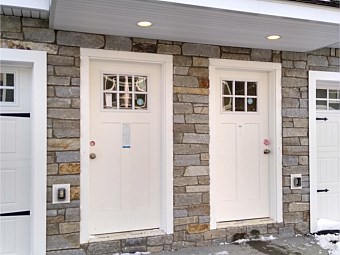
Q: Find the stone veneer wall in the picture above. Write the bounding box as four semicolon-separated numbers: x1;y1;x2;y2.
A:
1;15;340;254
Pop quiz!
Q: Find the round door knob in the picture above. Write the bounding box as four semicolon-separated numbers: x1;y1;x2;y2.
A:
264;149;270;154
89;153;96;159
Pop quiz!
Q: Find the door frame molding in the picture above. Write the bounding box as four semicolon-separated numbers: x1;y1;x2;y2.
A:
309;71;340;233
209;59;282;229
80;48;173;243
0;48;47;254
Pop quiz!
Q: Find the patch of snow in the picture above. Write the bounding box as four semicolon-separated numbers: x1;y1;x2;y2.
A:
214;251;229;255
258;235;277;241
113;252;151;255
318;218;340;232
233;238;250;244
315;233;340;255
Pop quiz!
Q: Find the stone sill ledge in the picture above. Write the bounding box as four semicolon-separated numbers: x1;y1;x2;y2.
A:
217;218;277;229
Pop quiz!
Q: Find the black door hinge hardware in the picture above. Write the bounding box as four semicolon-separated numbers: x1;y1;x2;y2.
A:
317;189;329;193
0;113;30;118
316;117;328;121
0;210;30;217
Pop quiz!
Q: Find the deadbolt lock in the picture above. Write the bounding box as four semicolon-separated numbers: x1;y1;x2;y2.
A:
264;149;270;154
89;153;96;159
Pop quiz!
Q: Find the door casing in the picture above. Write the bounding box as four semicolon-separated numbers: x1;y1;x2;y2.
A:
80;49;173;243
309;71;340;233
209;59;282;229
0;48;47;254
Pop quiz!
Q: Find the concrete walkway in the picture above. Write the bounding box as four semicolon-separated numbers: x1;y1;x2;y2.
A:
152;235;327;255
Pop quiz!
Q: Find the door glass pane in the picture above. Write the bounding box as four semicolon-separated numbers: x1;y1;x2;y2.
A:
329;90;340;99
103;74;117;91
135;76;147;92
223;97;233;111
247;82;257;96
6;74;14;87
329;101;340;110
316;89;327;99
0;74;3;86
135;94;147;109
223;80;233;96
119;93;132;109
247;98;257;112
103;93;117;109
235;98;245;111
0;89;14;102
119;75;132;92
235;81;245;95
316;100;327;110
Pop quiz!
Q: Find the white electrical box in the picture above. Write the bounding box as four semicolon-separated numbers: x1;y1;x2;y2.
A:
291;174;302;190
52;184;70;204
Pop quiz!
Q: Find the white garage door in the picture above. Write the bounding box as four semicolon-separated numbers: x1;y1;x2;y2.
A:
316;87;340;222
0;67;31;255
89;59;162;234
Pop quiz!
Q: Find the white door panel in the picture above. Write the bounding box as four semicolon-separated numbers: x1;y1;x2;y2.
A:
89;60;161;234
214;70;270;222
0;67;31;254
316;113;340;222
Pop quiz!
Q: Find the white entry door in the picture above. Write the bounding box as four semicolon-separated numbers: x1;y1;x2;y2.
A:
89;59;162;234
213;69;270;222
316;87;340;222
0;67;31;254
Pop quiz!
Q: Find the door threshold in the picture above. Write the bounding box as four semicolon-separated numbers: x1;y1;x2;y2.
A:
88;229;165;243
217;218;275;229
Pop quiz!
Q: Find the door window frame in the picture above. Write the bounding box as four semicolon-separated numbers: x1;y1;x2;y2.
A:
0;48;47;254
309;71;340;233
80;49;173;243
209;59;282;229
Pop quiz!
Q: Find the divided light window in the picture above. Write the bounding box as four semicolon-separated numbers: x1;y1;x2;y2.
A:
316;88;340;111
222;80;258;112
0;73;15;103
102;74;148;110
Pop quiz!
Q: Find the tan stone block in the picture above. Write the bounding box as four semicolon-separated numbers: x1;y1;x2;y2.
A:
187;224;209;234
59;163;80;174
70;186;80;200
174;87;209;95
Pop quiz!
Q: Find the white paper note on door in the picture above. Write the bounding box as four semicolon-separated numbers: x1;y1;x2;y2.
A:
122;123;131;148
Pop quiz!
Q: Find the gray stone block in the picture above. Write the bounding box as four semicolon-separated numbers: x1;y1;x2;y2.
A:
221;53;251;61
183;133;209;144
46;233;80;251
48;76;71;86
174;103;193;114
174;66;189;75
174;177;198;186
282;51;307;61
195;124;209;134
48;98;71;108
59;222;80;234
251;49;272;62
47;250;85;255
48;55;74;66
59;46;80;57
65;208;80;222
0;16;21;32
282;108;308;118
87;240;120;254
185;114;209;124
307;55;328;66
56;151;80;163
284;69;308;78
221;46;250;54
158;44;181;54
282;128;307;137
57;31;104;48
23;27;55;43
22;18;49;28
329;57;340;66
288;202;309;212
282;77;307;88
48;109;80;120
193;57;209;67
178;94;208;104
105;35;132;51
174;194;202;206
55;87;80;98
174;75;199;87
1;39;59;54
47;175;79;186
1;32;23;40
174;144;209;155
174;56;192;66
282;156;298;166
174;155;200;166
55;66;80;77
182;43;220;58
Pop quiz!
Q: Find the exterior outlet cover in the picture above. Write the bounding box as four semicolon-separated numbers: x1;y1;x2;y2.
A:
52;184;70;204
291;174;302;190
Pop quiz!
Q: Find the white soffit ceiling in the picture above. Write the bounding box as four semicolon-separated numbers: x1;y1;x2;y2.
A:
51;0;340;52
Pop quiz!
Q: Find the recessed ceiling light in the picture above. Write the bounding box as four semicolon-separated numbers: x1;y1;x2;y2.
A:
137;21;153;27
266;35;281;40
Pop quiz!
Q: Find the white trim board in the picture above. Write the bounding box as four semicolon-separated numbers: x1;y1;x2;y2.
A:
209;59;282;229
309;71;340;233
80;48;173;244
0;48;47;254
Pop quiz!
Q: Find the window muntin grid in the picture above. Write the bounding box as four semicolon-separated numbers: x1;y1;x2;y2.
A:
102;74;148;110
316;88;340;111
222;80;258;112
0;73;15;103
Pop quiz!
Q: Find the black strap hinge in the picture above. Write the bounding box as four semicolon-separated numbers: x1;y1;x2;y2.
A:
0;210;30;217
0;113;30;118
316;117;328;121
317;189;329;193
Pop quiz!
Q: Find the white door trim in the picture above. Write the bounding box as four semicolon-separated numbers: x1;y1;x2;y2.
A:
0;48;47;254
209;59;282;229
309;71;340;233
80;48;173;243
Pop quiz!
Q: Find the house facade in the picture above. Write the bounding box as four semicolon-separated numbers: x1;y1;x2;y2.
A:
0;0;339;254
